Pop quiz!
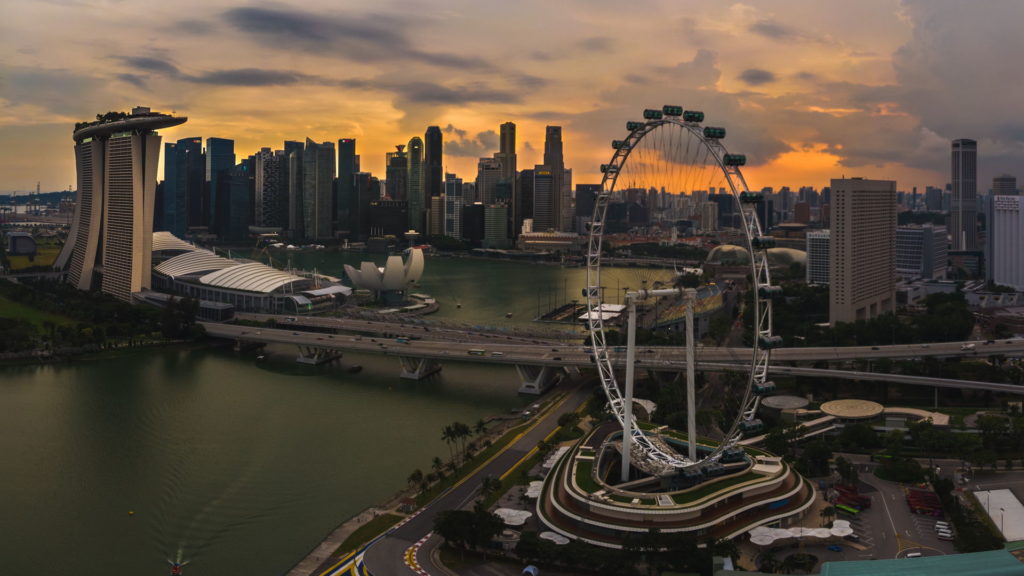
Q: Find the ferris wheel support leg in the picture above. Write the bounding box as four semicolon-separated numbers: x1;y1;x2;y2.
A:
685;288;698;462
621;295;638;484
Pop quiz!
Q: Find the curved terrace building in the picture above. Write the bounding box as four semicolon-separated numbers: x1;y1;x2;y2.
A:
56;107;187;302
538;422;815;548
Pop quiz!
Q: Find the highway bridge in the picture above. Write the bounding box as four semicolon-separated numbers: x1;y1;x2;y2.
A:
201;320;1024;396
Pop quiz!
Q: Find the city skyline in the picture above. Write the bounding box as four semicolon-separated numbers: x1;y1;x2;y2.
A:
3;1;1024;194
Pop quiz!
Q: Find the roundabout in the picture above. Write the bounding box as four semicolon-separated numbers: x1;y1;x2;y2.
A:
537;105;815;547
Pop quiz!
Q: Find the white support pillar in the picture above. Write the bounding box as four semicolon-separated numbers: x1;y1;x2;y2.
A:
398;356;442;380
684;288;698;462
622;294;637;483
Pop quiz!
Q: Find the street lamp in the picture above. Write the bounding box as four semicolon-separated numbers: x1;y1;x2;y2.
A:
1001;507;1005;535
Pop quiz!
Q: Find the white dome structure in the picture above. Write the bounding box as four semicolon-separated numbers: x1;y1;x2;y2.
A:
344;249;424;304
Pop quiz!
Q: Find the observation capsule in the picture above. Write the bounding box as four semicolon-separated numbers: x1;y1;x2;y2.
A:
758;285;784;299
662;105;683;116
611;140;625;149
723;154;747;166
626;121;645;131
751;235;777;249
683;110;705;122
739;419;764;434
739;192;764;204
643;108;664;120
703;126;726;139
582;287;600;298
753;381;777;395
758;335;784;349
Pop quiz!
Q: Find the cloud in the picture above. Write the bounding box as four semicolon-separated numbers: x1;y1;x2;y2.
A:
222;6;492;71
578;36;614;52
748;19;829;44
171;19;214;35
116;73;147;89
443;127;499;158
385;81;519;106
739;68;775;86
119;56;181;76
190;68;323;87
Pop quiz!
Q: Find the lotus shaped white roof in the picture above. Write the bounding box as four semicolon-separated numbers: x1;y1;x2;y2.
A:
344;248;424;291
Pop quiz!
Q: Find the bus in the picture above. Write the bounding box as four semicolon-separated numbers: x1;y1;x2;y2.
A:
835;504;860;516
468;349;486;356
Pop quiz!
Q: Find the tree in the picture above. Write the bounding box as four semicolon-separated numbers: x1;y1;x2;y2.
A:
432;456;446;480
834;456;858;486
480;475;502;499
407;468;423;488
441;424;456;462
820;505;836;526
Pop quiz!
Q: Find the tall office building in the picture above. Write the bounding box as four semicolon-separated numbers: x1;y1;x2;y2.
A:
57;107;186;302
483;204;509;248
253;148;285;228
532;167;556;231
284;140;305;239
951;139;978;250
993;174;1017;196
543;126;565;231
302;138;335;240
476;157;502;205
700;202;719;232
159;136;202;237
517;168;534;234
829;178;897;324
992;195;1024;290
444;173;463;239
424;127;443;199
337;138;358;231
385;145;408;201
496;122;517;182
217;163;251;242
806;230;830;285
205;137;235;233
895;224;947;280
407;136;424;232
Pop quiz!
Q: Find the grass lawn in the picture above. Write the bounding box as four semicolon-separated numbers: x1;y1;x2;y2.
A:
332;513;403;557
0;294;72;327
7;245;60;270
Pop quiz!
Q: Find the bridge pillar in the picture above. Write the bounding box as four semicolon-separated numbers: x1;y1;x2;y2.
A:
399;356;442;380
515;364;562;395
296;346;342;365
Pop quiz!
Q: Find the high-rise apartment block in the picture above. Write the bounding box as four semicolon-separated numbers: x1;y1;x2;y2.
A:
57;107;186;302
806;230;830;285
895;224;948;280
991;195;1024;290
829;178;896;324
951;139;978;250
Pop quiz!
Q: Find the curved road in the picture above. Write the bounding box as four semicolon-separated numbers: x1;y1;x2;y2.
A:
326;380;592;576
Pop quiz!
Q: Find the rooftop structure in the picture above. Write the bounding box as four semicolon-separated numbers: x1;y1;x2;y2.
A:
343;248;424;305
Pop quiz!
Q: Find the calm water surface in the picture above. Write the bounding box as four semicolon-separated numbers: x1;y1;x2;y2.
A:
0;254;671;575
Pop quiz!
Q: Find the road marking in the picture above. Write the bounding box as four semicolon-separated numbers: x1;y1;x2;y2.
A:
403;532;432;575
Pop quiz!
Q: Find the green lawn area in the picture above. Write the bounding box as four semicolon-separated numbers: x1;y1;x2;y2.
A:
0;294;72;327
671;471;763;504
332;513;403;557
575;460;602;493
7;245;60;270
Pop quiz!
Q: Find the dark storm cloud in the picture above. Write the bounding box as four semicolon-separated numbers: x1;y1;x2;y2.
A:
119;56;181;76
222;6;491;71
739;68;776;86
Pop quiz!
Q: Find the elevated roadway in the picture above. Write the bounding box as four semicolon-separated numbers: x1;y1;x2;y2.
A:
202;322;1024;395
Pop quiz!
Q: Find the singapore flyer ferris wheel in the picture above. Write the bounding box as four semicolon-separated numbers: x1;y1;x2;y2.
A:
586;105;781;477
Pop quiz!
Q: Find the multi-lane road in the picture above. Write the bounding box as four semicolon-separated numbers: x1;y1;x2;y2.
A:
201;320;1024;396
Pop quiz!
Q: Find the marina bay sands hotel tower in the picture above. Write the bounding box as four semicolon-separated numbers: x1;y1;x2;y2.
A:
55;107;186;302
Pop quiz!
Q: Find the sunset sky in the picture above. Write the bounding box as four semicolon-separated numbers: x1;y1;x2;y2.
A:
2;0;1022;195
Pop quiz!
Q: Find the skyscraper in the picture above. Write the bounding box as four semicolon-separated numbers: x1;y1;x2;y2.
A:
896;224;947;280
165;136;205;232
424;126;443;199
407;136;424;232
993;174;1017;196
475;157;502;205
385;145;408;201
951;138;978;250
205;137;235;233
254;148;285;228
806;230;830;285
302;138;335;240
337;138;358;231
543;126;565;231
57;107;186;302
284;140;304;239
829;178;896;324
444;173;463;239
992;195;1024;290
532;167;556;231
496;122;517;182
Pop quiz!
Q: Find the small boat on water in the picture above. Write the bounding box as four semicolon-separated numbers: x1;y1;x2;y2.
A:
347;365;363;374
505;312;513;318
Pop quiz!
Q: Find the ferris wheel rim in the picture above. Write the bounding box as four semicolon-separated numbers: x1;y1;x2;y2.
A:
585;111;775;474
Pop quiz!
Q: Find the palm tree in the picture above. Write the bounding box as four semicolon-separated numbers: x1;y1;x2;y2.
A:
474;419;487;437
407;469;424;489
441;425;456;463
432;456;446;480
819;505;835;526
